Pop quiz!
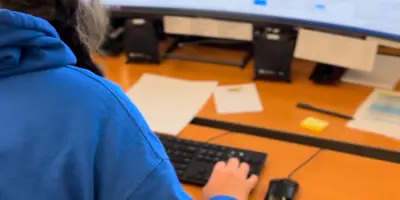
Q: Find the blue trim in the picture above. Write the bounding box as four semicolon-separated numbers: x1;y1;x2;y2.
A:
254;0;267;6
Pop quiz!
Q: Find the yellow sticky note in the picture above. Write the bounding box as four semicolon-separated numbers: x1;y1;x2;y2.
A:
301;117;329;132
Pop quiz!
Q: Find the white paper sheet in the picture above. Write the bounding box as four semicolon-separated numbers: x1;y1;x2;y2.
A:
213;83;263;114
341;54;400;90
347;90;400;140
127;74;218;135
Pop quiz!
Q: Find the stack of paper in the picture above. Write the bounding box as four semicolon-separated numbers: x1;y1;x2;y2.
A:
213;83;264;114
127;74;218;135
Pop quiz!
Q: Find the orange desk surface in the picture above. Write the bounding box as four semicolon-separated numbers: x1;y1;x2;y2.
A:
94;46;400;199
93;45;400;152
178;125;400;200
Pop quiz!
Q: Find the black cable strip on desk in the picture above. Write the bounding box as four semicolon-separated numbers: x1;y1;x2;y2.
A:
287;149;324;179
190;117;400;164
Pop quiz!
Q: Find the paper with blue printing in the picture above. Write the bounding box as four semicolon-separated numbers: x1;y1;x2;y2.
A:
347;90;400;140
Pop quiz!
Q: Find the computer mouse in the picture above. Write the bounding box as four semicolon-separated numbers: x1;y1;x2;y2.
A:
265;179;299;200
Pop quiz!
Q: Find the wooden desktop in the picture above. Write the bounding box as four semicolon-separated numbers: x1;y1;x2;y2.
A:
93;45;400;200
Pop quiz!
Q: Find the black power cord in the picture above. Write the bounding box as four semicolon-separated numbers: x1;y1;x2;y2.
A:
205;131;232;143
288;149;324;179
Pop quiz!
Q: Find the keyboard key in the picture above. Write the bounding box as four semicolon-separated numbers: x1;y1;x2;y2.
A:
170;157;182;163
252;157;263;164
199;149;207;154
176;170;184;176
212;157;219;163
191;142;200;146
174;163;187;170
203;177;209;182
228;150;236;156
207;150;216;156
198;168;206;174
242;156;251;163
181;152;191;157
195;175;203;181
250;169;256;175
252;166;259;173
197;154;204;161
188;146;197;152
204;156;213;162
183;140;192;145
174;151;182;157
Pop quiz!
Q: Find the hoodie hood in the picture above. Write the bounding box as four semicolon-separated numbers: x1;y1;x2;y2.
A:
0;9;77;78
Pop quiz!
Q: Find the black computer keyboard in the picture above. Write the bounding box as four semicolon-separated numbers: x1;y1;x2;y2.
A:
157;134;268;186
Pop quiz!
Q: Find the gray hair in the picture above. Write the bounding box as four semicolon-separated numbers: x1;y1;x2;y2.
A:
0;0;109;50
75;0;109;50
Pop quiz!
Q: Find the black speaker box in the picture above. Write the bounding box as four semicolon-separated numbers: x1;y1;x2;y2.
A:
310;63;347;84
124;18;160;64
253;28;296;82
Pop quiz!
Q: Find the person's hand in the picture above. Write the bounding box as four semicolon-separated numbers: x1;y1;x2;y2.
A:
203;157;259;200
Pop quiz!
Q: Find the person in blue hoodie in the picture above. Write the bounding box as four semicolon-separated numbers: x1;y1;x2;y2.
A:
0;0;259;200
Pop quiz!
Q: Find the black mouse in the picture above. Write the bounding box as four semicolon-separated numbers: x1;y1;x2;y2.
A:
265;179;299;200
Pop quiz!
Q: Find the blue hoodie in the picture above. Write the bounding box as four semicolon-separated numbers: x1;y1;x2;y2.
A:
0;9;236;200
